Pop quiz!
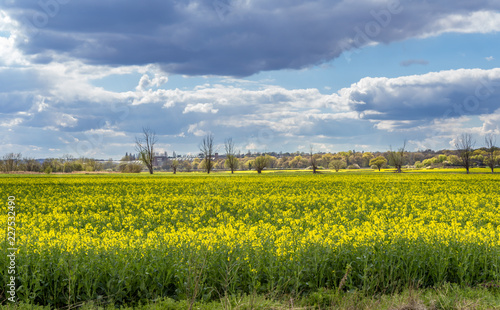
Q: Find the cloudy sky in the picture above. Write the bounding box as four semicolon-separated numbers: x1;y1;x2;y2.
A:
1;0;500;159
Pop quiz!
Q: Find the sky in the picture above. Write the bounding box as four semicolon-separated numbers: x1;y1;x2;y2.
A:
1;0;500;159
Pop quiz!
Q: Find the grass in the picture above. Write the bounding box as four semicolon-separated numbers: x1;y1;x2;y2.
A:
2;283;499;309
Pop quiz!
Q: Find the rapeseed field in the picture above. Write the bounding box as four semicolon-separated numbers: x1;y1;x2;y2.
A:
1;172;499;307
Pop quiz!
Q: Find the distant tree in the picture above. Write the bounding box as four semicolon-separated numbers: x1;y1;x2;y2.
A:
437;154;447;163
485;134;497;173
171;159;179;174
103;158;116;171
2;153;21;173
321;153;334;169
41;158;60;173
265;155;278;168
199;133;215;174
244;159;254;170
455;133;475;174
60;154;74;173
135;127;157;174
387;141;406;173
369;156;387;171
192;158;201;170
121;153;132;161
161;157;171;171
181;160;192;172
118;162;143;173
82;157;101;172
338;151;352;166
278;156;290;169
309;145;320;174
414;161;424;169
362;152;374;167
347;163;360;169
23;157;41;172
447;155;460;166
254;156;268;174
413;152;425;163
224;138;238;174
329;159;346;172
289;155;308;168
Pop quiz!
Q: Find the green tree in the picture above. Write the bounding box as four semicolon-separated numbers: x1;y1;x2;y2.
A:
329;159;346;172
369;156;387;171
387;141;406;173
254;156;268;174
362;152;374;167
321;153;334;169
171;160;179;174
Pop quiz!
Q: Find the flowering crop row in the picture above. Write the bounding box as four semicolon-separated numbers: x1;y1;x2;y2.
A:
0;173;499;307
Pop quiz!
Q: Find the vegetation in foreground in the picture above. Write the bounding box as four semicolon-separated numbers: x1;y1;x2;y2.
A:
0;172;499;308
2;283;500;309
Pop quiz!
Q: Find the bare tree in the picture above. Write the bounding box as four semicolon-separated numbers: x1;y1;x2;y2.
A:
135;127;157;174
224;138;238;174
387;141;406;173
2;153;21;173
199;133;215;174
309;145;320;174
485;134;497;174
455;133;475;174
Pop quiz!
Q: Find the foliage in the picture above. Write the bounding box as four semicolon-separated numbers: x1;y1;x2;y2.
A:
329;159;346;172
171;160;179;174
254;155;268;173
387;142;406;173
224;155;239;174
369;156;387;171
118;162;143;173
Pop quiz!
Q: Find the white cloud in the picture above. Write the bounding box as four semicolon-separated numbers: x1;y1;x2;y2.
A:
426;11;500;37
337;68;500;122
136;73;169;91
480;110;500;135
183;103;219;114
187;123;207;137
0;118;23;127
56;113;78;128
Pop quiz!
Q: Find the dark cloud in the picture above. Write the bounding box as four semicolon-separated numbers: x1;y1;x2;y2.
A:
4;0;500;76
400;59;429;67
344;68;500;122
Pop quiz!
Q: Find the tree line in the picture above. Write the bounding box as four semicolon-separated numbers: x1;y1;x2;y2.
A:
1;131;498;174
131;129;499;175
